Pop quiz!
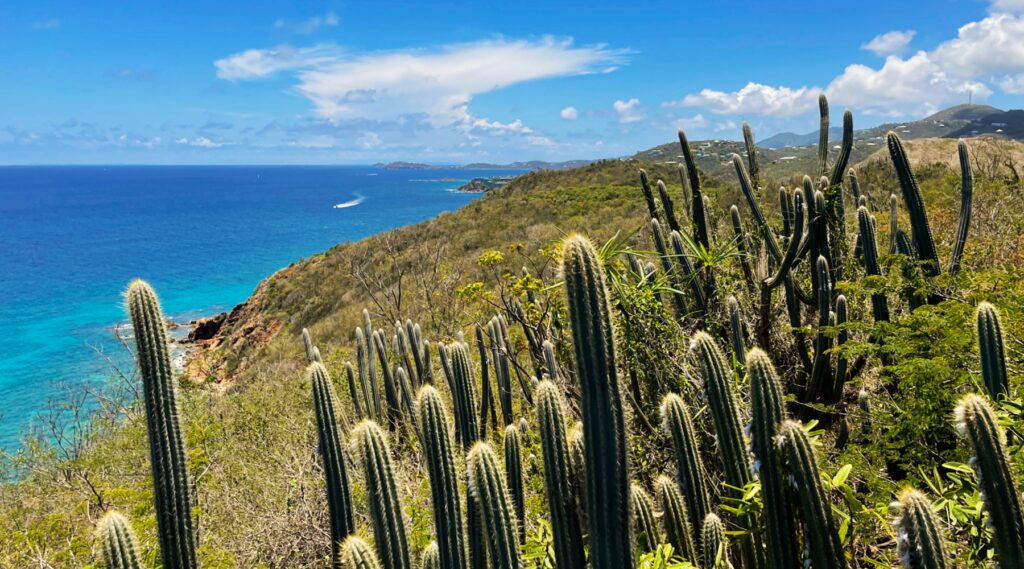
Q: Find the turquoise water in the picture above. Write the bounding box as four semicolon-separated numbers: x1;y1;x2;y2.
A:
0;166;517;449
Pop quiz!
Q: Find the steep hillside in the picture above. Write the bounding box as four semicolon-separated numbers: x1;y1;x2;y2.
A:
6;135;1024;568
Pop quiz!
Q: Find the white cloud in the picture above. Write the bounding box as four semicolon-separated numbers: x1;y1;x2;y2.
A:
560;106;578;120
614;98;645;123
193;137;223;148
218;38;626;129
175;137;189;144
671;83;822;117
862;30;916;56
673;114;707;130
214;44;341;80
274;12;340;34
673;10;1024;120
471;118;533;134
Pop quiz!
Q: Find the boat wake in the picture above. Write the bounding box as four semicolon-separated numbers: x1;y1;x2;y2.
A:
333;195;365;209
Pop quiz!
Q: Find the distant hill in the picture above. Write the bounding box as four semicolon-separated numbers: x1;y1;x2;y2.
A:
373;161;438;170
760;127;843;149
460;159;595;171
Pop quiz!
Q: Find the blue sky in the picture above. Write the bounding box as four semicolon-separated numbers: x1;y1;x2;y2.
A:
1;0;1022;164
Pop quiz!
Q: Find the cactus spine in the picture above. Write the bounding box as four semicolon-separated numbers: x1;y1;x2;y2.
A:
536;380;586;569
503;424;525;544
655;476;696;562
340;536;385;569
742;121;760;191
678;128;710;251
702;513;731;569
955;394;1024;568
778;421;847;569
660;392;709;549
728;295;746;368
747;349;800;568
888;132;939;277
97;511;143;569
310;362;355;564
448;342;481;448
421;542;441;569
352;420;412;569
125;280;198;569
977;302;1009;400
894;488;950;569
630;483;660;554
657;179;682;233
466;442;521;569
302;327;316;363
415;386;467;569
561;234;632;569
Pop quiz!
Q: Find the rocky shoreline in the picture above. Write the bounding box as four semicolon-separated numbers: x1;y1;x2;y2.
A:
453;175;515;193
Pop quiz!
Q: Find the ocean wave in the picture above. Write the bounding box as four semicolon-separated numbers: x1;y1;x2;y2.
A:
333;195;365;209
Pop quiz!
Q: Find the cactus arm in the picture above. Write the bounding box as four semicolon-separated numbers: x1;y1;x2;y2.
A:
888;132;940;276
949;140;973;277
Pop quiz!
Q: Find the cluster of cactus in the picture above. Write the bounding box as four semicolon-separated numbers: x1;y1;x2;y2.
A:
100;92;1007;569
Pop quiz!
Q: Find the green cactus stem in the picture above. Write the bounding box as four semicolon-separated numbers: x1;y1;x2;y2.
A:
561;234;632;569
655;476;696;562
504;424;526;544
421;542;441;569
733;153;781;261
467;442;521;569
352;420;412;569
949;140;973;277
977;302;1009;400
630;483;660;554
340;536;385;569
310;362;355;563
639;169;661;226
125;279;198;569
742;121;761;191
302;327;316;363
894;488;950;569
778;421;847;569
415;386;467;569
657;179;682;233
888;132;939;277
536;380;586;569
678;128;711;251
660;393;709;551
97;511;143;569
702;513;731;569
955;394;1024;568
858;206;890;322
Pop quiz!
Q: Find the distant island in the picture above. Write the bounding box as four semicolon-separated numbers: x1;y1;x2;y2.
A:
453;176;515;193
374;159;596;172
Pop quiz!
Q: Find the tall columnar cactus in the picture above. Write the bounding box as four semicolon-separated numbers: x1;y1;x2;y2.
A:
730;206;756;291
807;256;834;403
701;513;731;569
448;342;481;448
669;229;709;315
630;483;661;554
125;279;198;569
421;542;441;569
655;476;696;562
466;442;521;569
657;179;682;233
955;394;1024;568
340;536;385;569
561;234;632;569
97;511;143;569
727;295;746;368
858;206;890;322
777;421;847;569
415;386;467;569
346;362;365;420
977;302;1009;400
488;317;514;426
746;349;800;569
888;132;939;277
504;424;526;544
542;340;559;381
830;294;851;403
678;128;710;251
302;327;316;363
650;218;689;316
893;488;950;569
817;94;830;179
567;421;587;523
889;194;900;255
356;327;382;422
639;169;661;226
660;393;709;551
742;121;760;191
536;380;586;569
690;332;761;567
310;362;355;563
352;421;412;569
733;153;781;261
848;168;861;202
949;140;973;277
476;323;496;437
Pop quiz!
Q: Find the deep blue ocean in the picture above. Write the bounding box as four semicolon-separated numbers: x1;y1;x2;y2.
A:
0;166;517;449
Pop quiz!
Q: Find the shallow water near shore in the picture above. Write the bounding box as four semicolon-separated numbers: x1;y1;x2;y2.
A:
0;165;520;450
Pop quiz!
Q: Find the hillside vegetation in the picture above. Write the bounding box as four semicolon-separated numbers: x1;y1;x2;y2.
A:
4;96;1024;569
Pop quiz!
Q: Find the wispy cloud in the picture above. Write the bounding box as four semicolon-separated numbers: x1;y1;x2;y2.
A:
862;30;916;56
613;98;645;123
104;67;156;81
560;106;578;120
273;12;340;35
215;44;341;80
